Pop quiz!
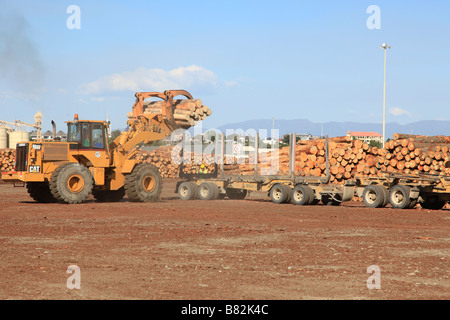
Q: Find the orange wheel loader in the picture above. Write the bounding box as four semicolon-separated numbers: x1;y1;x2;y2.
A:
1;90;199;204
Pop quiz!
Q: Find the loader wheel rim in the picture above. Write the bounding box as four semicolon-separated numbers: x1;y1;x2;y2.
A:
142;176;156;192
67;174;84;194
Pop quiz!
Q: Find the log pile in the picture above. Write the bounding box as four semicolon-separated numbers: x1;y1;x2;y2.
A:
228;134;450;182
141;99;212;129
0;149;15;172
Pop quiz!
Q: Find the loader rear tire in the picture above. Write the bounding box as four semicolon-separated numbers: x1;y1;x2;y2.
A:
49;163;93;204
92;187;125;202
26;182;58;203
124;164;162;202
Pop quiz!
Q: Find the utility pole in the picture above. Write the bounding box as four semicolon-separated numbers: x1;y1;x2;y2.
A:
380;43;391;148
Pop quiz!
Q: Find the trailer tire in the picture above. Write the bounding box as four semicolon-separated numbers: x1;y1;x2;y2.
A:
92;188;125;202
420;196;446;210
270;184;290;204
292;185;314;206
26;182;58;203
49;163;93;204
124;164;162;202
362;185;385;208
389;185;412;209
198;182;219;201
178;182;198;200
226;188;247;200
379;185;389;207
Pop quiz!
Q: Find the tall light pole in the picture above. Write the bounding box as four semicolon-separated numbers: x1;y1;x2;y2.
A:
380;43;391;148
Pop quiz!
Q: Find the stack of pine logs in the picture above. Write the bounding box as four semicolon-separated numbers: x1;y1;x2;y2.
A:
381;134;450;175
232;134;450;183
141;99;212;129
0;149;15;172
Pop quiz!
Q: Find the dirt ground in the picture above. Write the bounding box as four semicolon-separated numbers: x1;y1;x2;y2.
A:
0;179;449;300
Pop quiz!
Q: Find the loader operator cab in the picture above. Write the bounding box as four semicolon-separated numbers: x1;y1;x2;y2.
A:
67;117;109;150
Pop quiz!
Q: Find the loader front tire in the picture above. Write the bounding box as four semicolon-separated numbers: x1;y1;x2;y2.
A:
50;163;93;204
124;164;162;202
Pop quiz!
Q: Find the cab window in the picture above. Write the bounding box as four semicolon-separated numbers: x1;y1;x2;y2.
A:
67;123;106;149
91;124;105;149
67;123;81;143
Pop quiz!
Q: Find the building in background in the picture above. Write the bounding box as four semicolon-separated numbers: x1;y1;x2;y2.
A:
346;131;383;145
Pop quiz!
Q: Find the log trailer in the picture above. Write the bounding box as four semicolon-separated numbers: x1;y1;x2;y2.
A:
1;90;200;204
355;172;450;210
176;134;356;205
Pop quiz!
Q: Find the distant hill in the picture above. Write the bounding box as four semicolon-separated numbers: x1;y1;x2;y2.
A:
214;119;450;139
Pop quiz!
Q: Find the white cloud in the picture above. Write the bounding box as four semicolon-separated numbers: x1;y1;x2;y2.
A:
389;107;411;117
1;87;47;102
78;65;218;95
224;80;237;88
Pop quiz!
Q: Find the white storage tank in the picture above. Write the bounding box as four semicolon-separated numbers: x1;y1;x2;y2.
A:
0;128;8;149
8;130;30;149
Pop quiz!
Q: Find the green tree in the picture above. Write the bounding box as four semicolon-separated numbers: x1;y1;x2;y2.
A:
109;129;122;144
369;140;382;148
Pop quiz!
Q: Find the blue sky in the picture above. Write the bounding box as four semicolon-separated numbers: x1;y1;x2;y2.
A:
0;0;449;132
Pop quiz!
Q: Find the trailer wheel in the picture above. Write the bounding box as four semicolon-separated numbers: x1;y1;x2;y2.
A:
362;185;385;208
389;185;412;209
270;184;291;204
92;188;125;202
198;182;219;201
420;196;446;210
26;182;58;203
49;163;93;204
124;164;162;202
226;188;247;200
379;185;389;207
292;185;314;206
178;182;198;200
